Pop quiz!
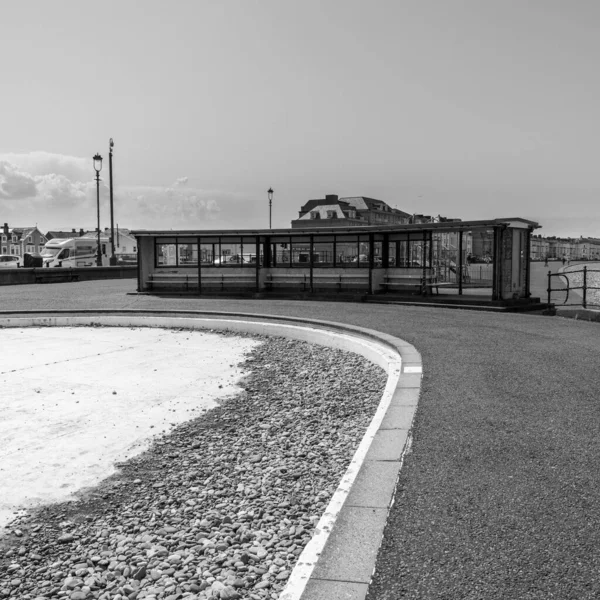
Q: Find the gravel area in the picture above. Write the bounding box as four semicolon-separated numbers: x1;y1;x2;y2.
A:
0;332;386;600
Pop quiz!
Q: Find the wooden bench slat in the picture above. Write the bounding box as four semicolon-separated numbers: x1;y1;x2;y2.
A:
148;272;255;292
266;273;369;292
381;274;439;295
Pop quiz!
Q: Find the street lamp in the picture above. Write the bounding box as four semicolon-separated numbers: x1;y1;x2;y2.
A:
268;187;274;229
93;153;103;267
108;139;116;265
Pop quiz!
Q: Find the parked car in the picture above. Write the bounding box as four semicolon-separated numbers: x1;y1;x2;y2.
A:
0;255;22;268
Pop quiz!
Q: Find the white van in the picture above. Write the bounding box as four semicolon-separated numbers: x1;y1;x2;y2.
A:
41;238;111;268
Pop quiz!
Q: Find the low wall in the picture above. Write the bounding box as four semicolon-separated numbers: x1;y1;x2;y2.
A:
0;266;137;286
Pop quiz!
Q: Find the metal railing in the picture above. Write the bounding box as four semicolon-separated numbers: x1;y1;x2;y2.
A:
547;267;600;309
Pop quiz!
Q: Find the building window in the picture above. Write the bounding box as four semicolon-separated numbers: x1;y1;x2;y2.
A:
326;210;337;219
12;235;17;242
27;236;32;242
1;247;6;254
310;211;320;220
1;235;6;242
26;245;34;253
39;245;44;253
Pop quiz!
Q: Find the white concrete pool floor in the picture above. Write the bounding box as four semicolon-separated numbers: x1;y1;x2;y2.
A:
0;326;259;530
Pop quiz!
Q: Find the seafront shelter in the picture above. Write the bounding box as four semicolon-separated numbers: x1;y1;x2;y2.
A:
133;217;539;305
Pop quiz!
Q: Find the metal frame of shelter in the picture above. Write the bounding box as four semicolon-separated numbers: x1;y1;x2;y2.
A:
133;217;540;304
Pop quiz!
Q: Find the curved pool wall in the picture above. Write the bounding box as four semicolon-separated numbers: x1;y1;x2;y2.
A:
0;313;422;600
561;262;600;308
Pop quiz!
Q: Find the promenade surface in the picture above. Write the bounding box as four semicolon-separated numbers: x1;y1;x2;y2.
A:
1;278;599;599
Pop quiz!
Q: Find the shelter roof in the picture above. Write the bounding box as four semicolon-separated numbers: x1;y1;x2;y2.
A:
133;217;540;237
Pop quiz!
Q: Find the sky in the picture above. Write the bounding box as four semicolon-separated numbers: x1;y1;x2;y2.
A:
0;0;599;237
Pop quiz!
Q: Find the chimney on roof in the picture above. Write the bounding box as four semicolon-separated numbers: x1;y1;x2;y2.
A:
325;194;338;203
79;228;84;236
3;223;8;235
72;228;76;233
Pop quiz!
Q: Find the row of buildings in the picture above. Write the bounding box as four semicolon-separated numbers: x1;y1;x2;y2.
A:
1;223;138;260
291;194;459;228
292;195;491;261
4;195;598;264
292;195;600;262
530;234;600;261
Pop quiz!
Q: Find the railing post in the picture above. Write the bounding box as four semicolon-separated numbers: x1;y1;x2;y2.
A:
583;266;587;309
458;230;463;296
547;270;551;306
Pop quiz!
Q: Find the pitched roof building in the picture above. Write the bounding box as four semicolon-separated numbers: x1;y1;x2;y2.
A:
45;228;86;240
291;194;411;228
1;223;47;256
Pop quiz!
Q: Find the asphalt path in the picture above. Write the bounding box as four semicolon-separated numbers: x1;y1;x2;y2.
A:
1;279;599;599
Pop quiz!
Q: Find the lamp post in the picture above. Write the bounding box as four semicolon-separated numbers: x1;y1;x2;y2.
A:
108;139;117;265
93;153;103;266
268;187;274;229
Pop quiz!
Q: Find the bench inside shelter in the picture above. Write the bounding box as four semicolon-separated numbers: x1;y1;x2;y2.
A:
265;272;369;292
34;269;80;284
381;273;439;295
147;272;255;292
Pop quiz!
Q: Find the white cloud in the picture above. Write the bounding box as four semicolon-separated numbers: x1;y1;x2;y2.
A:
116;183;223;229
0;152;90;184
0;152;250;231
0;161;38;199
36;174;92;207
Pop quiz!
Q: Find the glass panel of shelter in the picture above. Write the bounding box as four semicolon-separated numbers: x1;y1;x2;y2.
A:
358;235;370;267
269;237;289;267
388;233;427;268
156;239;176;266
373;234;383;267
200;238;219;264
313;236;334;266
242;237;259;265
153;231;461;270
219;238;242;265
466;228;495;286
427;228;496;288
336;235;358;265
291;236;310;265
178;238;198;266
194;236;262;266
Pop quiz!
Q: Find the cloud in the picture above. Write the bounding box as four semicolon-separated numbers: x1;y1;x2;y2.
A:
116;184;224;229
0;152;90;184
36;174;93;207
0;152;255;231
0;161;38;199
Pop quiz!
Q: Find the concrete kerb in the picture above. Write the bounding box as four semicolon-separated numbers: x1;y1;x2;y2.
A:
0;311;422;600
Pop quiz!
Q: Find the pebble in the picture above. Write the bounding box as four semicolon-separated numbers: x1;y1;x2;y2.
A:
0;334;385;600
